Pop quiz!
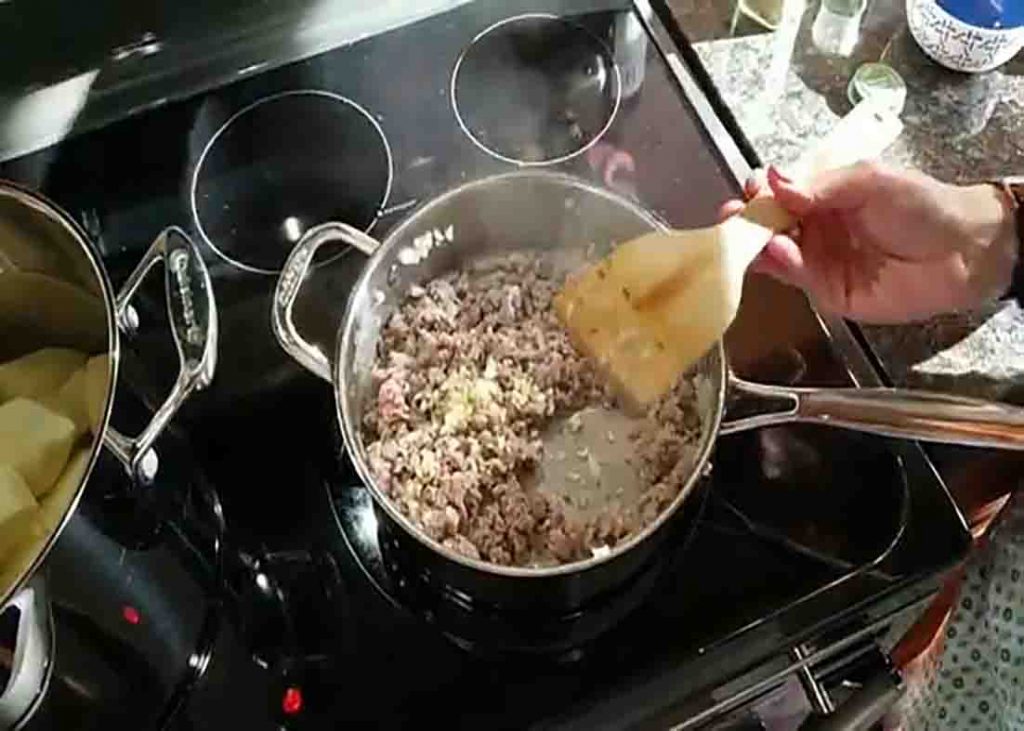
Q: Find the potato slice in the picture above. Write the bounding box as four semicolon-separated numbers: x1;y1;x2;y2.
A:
0;450;89;594
0;348;86;402
40;368;88;435
0;398;76;496
0;465;38;558
84;354;111;433
41;354;111;437
37;448;89;536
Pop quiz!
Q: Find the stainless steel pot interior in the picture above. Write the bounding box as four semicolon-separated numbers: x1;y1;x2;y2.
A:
343;173;729;576
0;185;116;608
273;170;1024;580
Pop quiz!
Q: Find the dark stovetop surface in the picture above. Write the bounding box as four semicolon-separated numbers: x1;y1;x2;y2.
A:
183;378;961;729
1;1;970;728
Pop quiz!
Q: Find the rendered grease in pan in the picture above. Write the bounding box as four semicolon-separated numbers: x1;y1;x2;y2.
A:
362;252;704;568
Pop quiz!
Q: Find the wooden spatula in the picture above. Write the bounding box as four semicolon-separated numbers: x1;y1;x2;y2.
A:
555;101;904;411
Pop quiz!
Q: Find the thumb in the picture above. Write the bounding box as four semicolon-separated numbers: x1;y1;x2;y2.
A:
769;161;881;215
753;235;844;315
752;235;808;288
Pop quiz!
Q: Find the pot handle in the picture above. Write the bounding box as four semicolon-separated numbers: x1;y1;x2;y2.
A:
0;577;53;728
272;222;380;384
721;376;1024;450
105;226;218;482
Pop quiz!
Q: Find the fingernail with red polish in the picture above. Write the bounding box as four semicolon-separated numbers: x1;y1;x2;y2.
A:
768;166;792;184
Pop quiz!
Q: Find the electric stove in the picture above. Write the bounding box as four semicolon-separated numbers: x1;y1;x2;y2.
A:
0;1;971;728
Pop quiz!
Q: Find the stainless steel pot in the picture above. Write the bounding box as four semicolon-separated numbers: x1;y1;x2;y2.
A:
272;171;1024;608
0;181;217;613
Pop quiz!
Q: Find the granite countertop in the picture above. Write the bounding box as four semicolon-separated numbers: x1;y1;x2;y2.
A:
668;0;1024;401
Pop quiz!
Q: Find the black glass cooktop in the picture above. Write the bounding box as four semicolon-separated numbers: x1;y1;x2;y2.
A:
0;0;970;728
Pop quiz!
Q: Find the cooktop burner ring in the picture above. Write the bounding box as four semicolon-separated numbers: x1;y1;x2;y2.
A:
328;476;709;656
450;13;622;167
190;89;394;275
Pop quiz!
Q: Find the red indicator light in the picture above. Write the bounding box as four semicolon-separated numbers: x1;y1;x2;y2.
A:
122;605;141;625
282;686;303;716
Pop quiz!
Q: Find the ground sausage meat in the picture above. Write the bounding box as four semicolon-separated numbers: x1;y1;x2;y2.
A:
363;254;704;567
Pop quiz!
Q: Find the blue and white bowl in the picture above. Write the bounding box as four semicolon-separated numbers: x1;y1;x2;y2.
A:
907;0;1024;72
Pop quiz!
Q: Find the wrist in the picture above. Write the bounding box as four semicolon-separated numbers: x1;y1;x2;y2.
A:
958;183;1019;304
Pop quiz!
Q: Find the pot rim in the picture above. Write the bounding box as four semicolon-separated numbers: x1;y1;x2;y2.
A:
0;180;119;607
334;170;727;579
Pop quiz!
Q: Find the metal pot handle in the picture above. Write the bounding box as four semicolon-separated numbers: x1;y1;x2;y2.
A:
721;375;1024;449
272;221;380;384
104;226;218;481
0;577;53;728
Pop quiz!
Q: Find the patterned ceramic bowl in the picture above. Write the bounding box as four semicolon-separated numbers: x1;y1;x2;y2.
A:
907;0;1024;72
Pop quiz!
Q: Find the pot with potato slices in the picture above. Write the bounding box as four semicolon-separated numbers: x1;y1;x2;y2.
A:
0;182;218;615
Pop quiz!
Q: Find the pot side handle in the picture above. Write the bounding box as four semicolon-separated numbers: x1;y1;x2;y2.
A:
105;226;218;482
271;222;379;384
0;577;52;728
722;376;1024;450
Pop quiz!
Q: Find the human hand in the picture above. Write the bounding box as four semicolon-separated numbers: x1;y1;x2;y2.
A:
720;163;1019;324
586;141;636;193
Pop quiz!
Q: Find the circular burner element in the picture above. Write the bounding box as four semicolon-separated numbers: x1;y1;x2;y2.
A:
329;479;709;657
451;14;621;166
191;90;393;274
